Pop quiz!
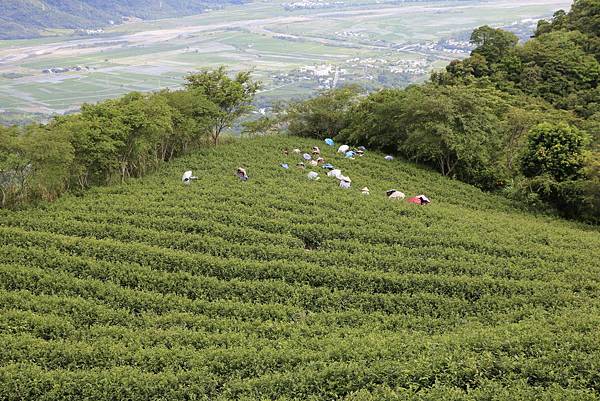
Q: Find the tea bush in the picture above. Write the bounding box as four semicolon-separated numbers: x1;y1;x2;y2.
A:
0;136;599;400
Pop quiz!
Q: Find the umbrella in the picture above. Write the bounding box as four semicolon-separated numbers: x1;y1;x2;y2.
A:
384;155;394;161
322;163;335;170
303;153;312;161
325;138;335;146
338;145;350;154
307;171;320;180
345;151;356;158
281;163;289;169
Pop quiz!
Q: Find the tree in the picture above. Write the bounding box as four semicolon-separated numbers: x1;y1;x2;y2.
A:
184;67;260;144
0;125;28;206
519;31;600;105
521;122;588;181
398;84;509;188
470;25;518;64
20;124;74;202
117;92;173;180
52;101;128;188
340;88;407;151
285;85;362;139
158;89;216;155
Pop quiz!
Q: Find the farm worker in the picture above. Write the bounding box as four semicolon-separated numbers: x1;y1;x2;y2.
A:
384;155;394;161
386;190;405;200
339;179;351;189
327;169;342;179
281;163;289;169
182;170;197;185
297;162;306;169
293;148;301;154
236;167;249;181
316;157;325;164
312;146;321;155
361;187;370;195
325;138;335;146
307;171;320;180
338;144;350;154
283;148;289;156
408;195;431;205
303;153;312;161
417;195;431;204
322;163;335;170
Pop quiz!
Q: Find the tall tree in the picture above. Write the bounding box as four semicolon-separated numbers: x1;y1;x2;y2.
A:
184;67;260;144
522;122;588;181
285;85;362;139
470;25;518;64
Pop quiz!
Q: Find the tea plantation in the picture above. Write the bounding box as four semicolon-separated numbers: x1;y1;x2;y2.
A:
1;136;599;400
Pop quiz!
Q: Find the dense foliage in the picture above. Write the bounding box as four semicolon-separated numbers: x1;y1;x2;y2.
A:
0;136;599;400
272;0;600;222
0;68;258;207
0;0;247;39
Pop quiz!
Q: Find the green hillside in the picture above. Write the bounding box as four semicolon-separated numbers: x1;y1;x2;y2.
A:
1;135;600;400
0;0;246;39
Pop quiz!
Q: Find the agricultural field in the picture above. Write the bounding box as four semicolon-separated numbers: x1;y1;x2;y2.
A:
0;0;571;120
1;136;599;400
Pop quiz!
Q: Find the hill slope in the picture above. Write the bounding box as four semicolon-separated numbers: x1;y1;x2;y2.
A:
1;136;600;400
0;0;246;39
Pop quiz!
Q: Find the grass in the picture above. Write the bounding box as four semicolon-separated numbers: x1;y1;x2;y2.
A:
0;135;599;400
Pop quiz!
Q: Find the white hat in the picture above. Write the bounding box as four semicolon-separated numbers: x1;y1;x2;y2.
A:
338;145;350;154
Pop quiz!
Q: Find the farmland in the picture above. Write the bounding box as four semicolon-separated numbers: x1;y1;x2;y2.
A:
0;0;571;121
1;135;599;399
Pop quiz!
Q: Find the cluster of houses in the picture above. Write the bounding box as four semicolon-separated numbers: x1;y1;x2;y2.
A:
282;1;344;10
42;66;94;74
271;55;429;89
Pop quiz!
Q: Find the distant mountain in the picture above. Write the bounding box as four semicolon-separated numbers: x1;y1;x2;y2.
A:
0;0;248;39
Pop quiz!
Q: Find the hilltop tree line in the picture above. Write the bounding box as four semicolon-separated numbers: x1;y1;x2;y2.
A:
255;0;599;222
0;67;259;207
